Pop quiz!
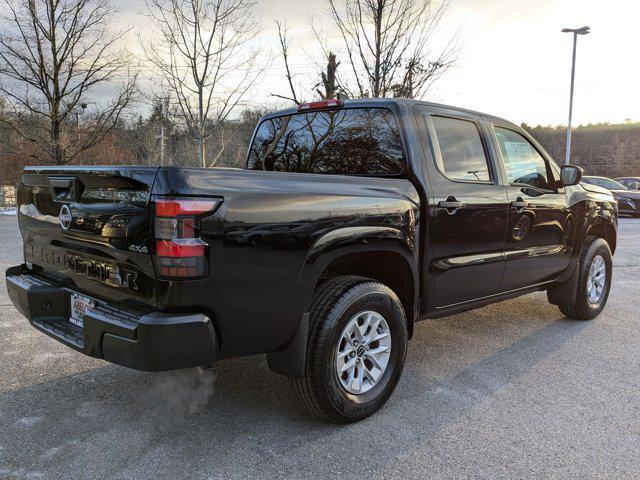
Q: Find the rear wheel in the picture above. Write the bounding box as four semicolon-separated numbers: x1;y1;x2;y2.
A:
557;236;612;320
290;276;408;423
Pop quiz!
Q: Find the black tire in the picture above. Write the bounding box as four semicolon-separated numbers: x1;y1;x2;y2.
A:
557;236;612;320
289;275;408;423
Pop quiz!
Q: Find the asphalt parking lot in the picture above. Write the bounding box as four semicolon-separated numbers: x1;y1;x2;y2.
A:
1;216;639;479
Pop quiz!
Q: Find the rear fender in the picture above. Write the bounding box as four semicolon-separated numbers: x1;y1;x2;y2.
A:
298;226;419;313
267;226;418;378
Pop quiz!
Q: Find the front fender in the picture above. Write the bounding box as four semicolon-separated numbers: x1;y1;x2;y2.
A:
553;188;617;286
566;186;615;245
580;201;617;253
548;199;617;305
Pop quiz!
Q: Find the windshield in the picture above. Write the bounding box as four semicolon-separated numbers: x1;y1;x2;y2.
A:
583;177;626;191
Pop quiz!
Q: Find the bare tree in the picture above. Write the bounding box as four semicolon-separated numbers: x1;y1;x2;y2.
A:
326;0;458;99
271;20;301;105
272;20;343;104
143;0;263;167
0;0;137;165
608;134;632;166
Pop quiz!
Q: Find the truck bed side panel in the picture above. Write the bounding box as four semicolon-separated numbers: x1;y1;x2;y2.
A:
152;167;420;358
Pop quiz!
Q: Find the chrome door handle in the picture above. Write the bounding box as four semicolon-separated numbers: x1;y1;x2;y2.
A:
438;197;463;214
511;197;528;212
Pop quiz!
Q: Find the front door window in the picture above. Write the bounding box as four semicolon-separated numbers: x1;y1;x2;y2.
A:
494;127;556;190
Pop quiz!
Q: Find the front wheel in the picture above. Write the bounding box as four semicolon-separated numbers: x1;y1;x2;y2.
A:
557;236;613;320
290;276;408;423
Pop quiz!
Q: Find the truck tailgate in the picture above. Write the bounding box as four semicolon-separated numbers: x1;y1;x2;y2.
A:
16;166;159;308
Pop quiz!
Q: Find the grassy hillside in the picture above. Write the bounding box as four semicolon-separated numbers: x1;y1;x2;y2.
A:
523;122;640;177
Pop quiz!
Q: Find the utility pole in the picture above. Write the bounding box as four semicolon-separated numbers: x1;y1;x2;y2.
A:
158;123;165;166
406;60;415;99
156;97;168;166
561;26;590;164
74;103;87;141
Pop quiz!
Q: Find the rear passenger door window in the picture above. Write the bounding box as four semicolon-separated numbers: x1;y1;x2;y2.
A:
431;116;491;182
493;127;555;190
247;107;405;176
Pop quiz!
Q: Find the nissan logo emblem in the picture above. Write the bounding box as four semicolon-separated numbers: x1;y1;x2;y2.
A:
59;204;72;230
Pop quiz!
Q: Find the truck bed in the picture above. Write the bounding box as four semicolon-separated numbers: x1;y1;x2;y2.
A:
14;165;420;359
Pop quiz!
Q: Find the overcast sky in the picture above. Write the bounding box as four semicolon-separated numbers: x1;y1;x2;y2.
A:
120;0;637;126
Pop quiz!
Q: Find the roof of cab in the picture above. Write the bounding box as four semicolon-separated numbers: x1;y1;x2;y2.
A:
262;97;519;129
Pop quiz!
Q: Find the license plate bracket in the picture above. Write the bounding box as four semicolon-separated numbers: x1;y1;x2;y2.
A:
70;293;94;328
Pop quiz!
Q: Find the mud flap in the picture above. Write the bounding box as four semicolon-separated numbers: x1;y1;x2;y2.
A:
266;313;309;378
547;261;579;306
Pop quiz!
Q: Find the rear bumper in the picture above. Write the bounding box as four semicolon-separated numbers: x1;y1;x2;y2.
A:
5;265;217;371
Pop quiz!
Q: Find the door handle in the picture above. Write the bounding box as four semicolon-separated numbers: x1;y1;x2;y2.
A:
510;197;528;212
48;176;84;202
438;197;463;214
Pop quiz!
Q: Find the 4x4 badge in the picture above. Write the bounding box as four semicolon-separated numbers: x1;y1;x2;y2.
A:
59;205;72;230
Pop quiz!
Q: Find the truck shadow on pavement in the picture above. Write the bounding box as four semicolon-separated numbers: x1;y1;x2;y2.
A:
0;296;590;479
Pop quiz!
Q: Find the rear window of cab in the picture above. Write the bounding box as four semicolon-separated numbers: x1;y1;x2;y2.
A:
246;107;405;176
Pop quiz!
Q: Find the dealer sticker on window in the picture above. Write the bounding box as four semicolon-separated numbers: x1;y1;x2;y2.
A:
70;293;95;328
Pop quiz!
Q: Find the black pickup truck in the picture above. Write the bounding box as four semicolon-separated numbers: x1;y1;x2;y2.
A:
6;99;617;422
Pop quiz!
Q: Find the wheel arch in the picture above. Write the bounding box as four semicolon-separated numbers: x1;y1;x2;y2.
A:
586;220;617;254
549;213;616;308
267;227;419;378
298;226;419;324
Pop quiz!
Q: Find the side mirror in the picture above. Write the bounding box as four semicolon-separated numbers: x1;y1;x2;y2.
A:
560;164;583;187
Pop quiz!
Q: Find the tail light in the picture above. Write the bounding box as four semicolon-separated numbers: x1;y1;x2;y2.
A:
152;196;221;278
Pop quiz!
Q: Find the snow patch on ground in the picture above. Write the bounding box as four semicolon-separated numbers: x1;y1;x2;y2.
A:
0;207;17;216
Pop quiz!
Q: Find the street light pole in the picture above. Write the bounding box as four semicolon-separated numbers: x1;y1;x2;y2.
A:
561;26;590;165
73;103;87;141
